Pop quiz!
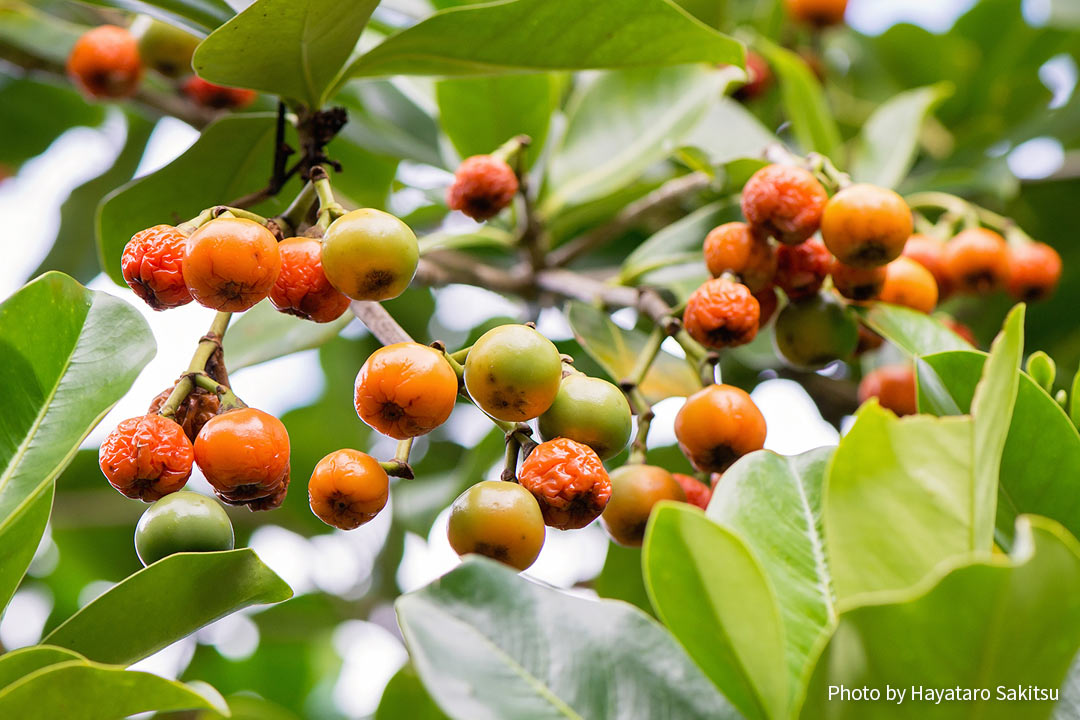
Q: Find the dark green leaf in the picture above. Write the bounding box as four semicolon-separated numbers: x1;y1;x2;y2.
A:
336;80;444;167
0;75;104;169
592;542;653;617
375;664;450;720
853;304;972;356
80;0;231;32
754;38;841;161
620;200;738;282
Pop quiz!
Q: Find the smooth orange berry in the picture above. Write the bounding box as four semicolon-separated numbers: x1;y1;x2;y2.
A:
821;184;913;268
675;384;766;474
67;25;142;99
308;449;389;530
463;324;563;422
1006;242;1062;302
741;164;828;245
517;438;612;530
447;481;545;571
354;343;459;440
183;76;256;109
879;256;939;313
183;218;281;312
703;222;777;292
194;408;290;502
831;260;886;301
902;233;952;299
785;0;848;26
775;238;832;301
684;277;760;349
99;414;193;501
601;465;686;547
943;228;1010;294
321;209;418;302
121;224;192;310
446;155;519;221
672;473;713;510
859;365;917;416
269;237;351;323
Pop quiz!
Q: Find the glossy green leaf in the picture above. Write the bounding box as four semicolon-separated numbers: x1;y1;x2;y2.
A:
44;549;292;665
1026;351;1057;393
397;556;735;720
681;97;779;167
0;273;154;612
853;303;972;357
913;357;963;417
566;301;699;404
620;200;737;283
78;0;232;33
826;402;979;601
1072;368;1080;429
800;516;1080;720
850;84;952;188
708;448;836;693
344;0;743;80
0;646;84;691
222;300;351;370
418;226;517;254
0;75;104;168
0;3;83;68
593;542;654;616
754;38;841;161
193;0;380;107
644;503;786;720
0;660;222;719
98;114;290;286
543;66;734;213
375;664;450;720
336;80;443;167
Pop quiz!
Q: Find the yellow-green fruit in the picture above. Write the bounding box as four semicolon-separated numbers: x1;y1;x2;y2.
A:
601;465;685;547
537;374;632;460
133;16;199;78
772;292;858;369
321;209;419;302
463;325;562;422
447;480;545;571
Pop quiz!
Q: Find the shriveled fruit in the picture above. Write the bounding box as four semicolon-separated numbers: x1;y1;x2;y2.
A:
902;233;951;299
831;260;886;301
773;293;857;368
354;342;459;439
785;0;848;26
672;473;713;510
133;17;198;78
446;155;519;221
183;76;257;109
1006;242;1062;302
741;164;828;245
121;224;192;310
517;437;612;530
308;449;389;530
464;324;562;422
194;408;290;503
100;414;194;501
943;228;1010;294
537;375;632;460
447;480;545;571
858;364;917;416
183;218;281;312
820;184;912;268
683;277;760;349
146;385;219;443
775;238;831;301
321;209;418;302
703;221;777;292
67;25;142;99
879;256;939;313
134;491;234;566
734;51;773;101
675;384;767;473
601;465;685;547
270;236;351;323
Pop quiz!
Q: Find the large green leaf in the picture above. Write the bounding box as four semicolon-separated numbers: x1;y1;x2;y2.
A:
644;503;786;720
800;516;1080;720
853;304;972;357
566;301;700;404
397;556;735;720
681;97;779;167
0;273;154;612
375;664;450;720
193;0;380;107
754;38;841;161
0;646;84;691
0;3;83;68
0;660;222;719
78;0;232;33
593;542;654;617
44;549;292;665
620;200;737;283
825;402;979;601
343;0;744;80
336;80;443;167
0;75;104;169
543;66;735;213
222;300;351;370
708;448;836;695
850;84;952;189
97;114;290;286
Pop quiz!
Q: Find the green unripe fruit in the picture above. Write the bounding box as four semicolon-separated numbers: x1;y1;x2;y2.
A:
773;292;858;369
538;374;632;460
133;16;200;78
464;324;563;422
447;480;545;571
321;209;419;302
134;491;234;566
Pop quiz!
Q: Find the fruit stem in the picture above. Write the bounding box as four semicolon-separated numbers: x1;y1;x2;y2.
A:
191;372;246;410
212;206;271;226
626;387;653;465
807;152;852;191
501;433;522;482
442;351;465;383
157;311;233;419
312;166;346;231
176;207;215;235
905;192;980;230
673;329;709;378
449;346;471;365
350;301;413;346
624;326;664;389
381;438;415;478
277;181;317;236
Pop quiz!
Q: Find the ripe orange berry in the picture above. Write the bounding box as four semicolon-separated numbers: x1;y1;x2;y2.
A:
820;184;912;268
194;408;290;502
775;238;832;301
858;364;917;416
785;0;848;26
354;343;459;440
183;76;256;109
672;473;712;510
1006;242;1062;302
446;155;519;221
447;481;545;571
943;228;1010;294
683;277;760;350
517;438;612;530
674;384;766;474
601;465;686;547
99;414;193;501
184;218;281;312
733;51;773;101
741;164;828;245
308;449;389;530
830;260;886;301
879;256;939;313
703;222;777;292
902;234;952;299
269;237;351;323
67;25;142;99
755;285;780;326
121;225;192;310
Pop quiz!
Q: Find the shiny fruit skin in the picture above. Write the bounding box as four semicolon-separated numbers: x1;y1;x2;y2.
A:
194;408;290;500
446;155;519;221
831;260;886;301
517;437;612;530
354;342;459;439
121;224;193;310
773;293;858;369
703;222;777;292
321;209;419;302
135;491;234;566
308;449;389;530
134;18;198;78
1006;242;1062;302
879;256;939;313
537;375;632;461
902;233;952;299
464;324;563;422
183;76;257;109
740;164;828;245
183;218;281;312
67;25;142;99
785;0;848;26
270;237;351;323
675;384;767;474
99;414;193;501
601;465;686;547
858;364;917;416
943;228;1010;294
775;238;831;301
447;481;545;571
820;184;913;268
683;277;761;350
672;473;713;510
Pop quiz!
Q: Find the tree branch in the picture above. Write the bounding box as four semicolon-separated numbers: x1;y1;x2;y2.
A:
350;300;413;345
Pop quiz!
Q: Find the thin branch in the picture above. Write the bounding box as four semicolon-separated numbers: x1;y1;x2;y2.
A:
350;301;412;345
